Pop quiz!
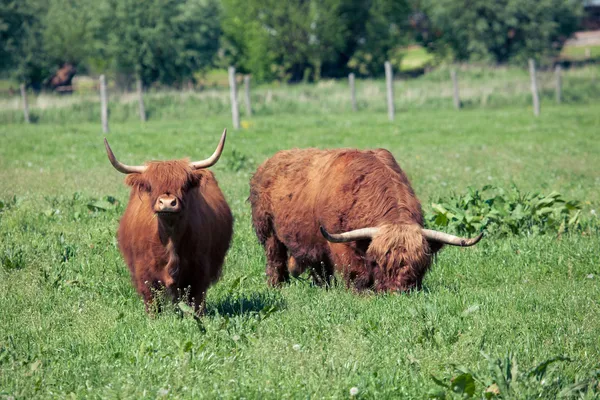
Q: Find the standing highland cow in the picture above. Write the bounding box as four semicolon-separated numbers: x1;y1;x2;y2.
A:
105;129;233;313
249;148;482;292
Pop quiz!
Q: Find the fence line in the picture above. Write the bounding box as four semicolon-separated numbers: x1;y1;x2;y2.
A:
243;75;252;117
99;75;109;133
20;84;30;123
136;77;146;122
228;66;240;130
450;69;461;110
384;61;394;121
555;65;562;104
349;73;357;112
7;63;600;126
528;59;540;117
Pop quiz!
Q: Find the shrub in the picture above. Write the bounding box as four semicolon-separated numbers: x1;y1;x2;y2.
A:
425;185;583;237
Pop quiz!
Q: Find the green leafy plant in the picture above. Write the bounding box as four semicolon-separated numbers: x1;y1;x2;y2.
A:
87;195;119;212
0;196;20;214
1;244;25;271
225;149;254;173
430;353;598;399
425;185;583;237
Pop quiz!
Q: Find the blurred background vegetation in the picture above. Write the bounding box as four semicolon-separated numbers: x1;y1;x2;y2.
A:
0;0;596;92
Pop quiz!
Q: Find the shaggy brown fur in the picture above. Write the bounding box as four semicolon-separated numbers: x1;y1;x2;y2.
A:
249;148;444;292
116;159;233;312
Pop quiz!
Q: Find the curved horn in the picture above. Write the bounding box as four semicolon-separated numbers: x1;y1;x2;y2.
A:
320;226;380;243
189;128;227;170
421;229;483;247
104;138;146;174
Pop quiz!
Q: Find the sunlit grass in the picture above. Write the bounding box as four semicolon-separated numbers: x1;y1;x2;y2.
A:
0;102;599;398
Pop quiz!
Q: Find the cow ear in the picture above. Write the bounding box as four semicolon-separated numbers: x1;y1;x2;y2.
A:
189;170;206;187
125;174;148;190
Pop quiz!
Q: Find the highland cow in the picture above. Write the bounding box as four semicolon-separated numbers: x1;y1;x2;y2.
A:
249;148;482;292
105;130;233;313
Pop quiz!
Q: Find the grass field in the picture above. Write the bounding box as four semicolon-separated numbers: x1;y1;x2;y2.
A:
560;44;600;61
2;64;598;126
1;95;600;397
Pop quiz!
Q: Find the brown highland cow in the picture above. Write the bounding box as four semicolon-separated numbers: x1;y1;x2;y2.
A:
249;148;482;292
105;130;233;312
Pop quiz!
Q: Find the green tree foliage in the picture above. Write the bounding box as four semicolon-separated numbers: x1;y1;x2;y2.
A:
98;0;221;86
1;0;220;88
220;0;347;82
0;0;587;86
221;0;413;81
415;0;583;64
42;0;96;67
347;0;412;76
0;0;51;89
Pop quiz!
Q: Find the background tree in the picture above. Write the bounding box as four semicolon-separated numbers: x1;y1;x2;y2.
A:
221;0;413;81
347;0;412;76
0;0;52;90
415;0;583;64
221;0;348;82
98;0;221;87
43;0;95;69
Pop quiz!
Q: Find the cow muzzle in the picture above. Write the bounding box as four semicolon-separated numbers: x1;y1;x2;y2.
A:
155;195;181;214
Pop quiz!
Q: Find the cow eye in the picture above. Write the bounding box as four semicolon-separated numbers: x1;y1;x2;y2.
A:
139;183;151;193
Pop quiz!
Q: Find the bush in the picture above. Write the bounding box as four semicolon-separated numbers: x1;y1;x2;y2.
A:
425;185;585;237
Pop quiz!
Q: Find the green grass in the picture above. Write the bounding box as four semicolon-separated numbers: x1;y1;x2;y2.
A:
399;46;435;72
561;44;600;61
1;101;600;398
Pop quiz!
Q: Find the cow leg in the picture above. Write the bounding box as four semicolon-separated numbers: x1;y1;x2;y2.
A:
288;255;306;278
265;235;289;286
138;278;163;314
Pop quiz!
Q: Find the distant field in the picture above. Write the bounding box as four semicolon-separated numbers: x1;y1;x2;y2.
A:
399;45;435;72
1;99;599;398
1;64;599;127
561;44;600;61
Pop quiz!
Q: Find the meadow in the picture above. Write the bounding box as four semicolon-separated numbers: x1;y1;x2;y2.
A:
1;71;600;398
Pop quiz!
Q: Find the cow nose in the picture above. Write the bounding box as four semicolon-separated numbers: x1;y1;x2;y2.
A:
156;195;181;213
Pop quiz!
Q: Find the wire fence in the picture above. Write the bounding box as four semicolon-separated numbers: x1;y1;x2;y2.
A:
1;61;599;127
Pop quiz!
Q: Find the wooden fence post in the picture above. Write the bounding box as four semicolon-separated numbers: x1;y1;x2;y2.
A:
100;75;109;133
528;59;540;117
228;66;240;130
349;73;357;112
384;61;394;121
20;84;30;124
450;69;461;110
243;75;252;117
136;77;146;122
555;65;562;105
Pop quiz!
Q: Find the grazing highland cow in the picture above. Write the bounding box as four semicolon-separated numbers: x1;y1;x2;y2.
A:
249;148;482;292
105;130;233;313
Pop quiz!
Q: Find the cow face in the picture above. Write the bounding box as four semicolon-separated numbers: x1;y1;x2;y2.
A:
321;223;482;292
104;129;227;223
125;160;200;219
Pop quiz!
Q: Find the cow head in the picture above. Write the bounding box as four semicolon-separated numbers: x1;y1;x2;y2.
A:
320;224;483;291
104;129;226;224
